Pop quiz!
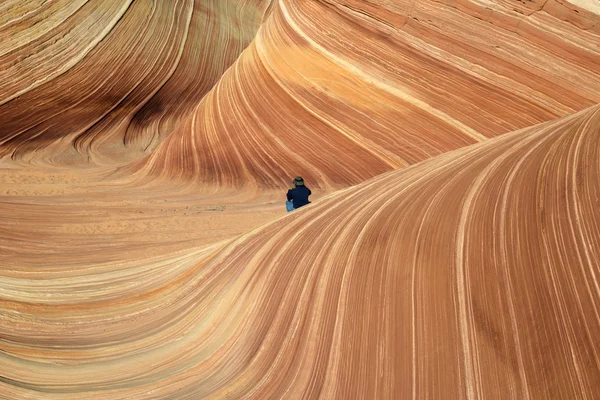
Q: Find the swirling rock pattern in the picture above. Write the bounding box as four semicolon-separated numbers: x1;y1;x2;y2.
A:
1;0;600;399
0;0;272;165
133;0;600;189
1;105;599;399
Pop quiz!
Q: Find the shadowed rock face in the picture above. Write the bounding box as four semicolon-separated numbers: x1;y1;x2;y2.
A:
0;0;273;165
1;1;600;399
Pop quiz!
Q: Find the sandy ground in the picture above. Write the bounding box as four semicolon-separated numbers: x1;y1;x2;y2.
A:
0;166;288;269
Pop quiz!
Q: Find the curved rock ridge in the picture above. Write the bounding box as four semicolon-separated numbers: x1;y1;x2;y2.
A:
1;1;600;398
451;0;600;32
0;0;272;165
130;0;600;190
1;104;598;399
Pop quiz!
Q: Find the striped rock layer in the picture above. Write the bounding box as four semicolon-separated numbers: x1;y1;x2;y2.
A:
131;0;600;190
1;1;600;399
1;104;599;399
0;0;272;165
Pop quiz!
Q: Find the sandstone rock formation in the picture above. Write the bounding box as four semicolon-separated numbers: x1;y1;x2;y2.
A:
1;104;599;399
131;0;600;189
0;1;599;399
0;0;272;164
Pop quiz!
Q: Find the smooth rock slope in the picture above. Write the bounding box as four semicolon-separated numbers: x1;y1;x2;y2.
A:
1;1;600;399
131;0;600;189
1;103;599;399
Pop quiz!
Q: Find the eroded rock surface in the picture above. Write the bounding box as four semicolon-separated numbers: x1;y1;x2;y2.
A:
1;1;599;399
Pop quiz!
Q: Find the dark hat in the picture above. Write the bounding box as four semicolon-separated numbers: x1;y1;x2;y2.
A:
293;176;304;186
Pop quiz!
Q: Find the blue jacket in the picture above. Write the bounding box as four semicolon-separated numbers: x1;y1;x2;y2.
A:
287;186;311;209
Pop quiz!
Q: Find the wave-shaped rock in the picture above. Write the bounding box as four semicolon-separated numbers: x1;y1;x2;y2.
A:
131;0;600;189
2;1;598;171
2;103;598;399
1;1;600;399
0;0;272;165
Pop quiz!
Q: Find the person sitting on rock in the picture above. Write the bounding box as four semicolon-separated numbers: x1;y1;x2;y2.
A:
286;176;311;212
